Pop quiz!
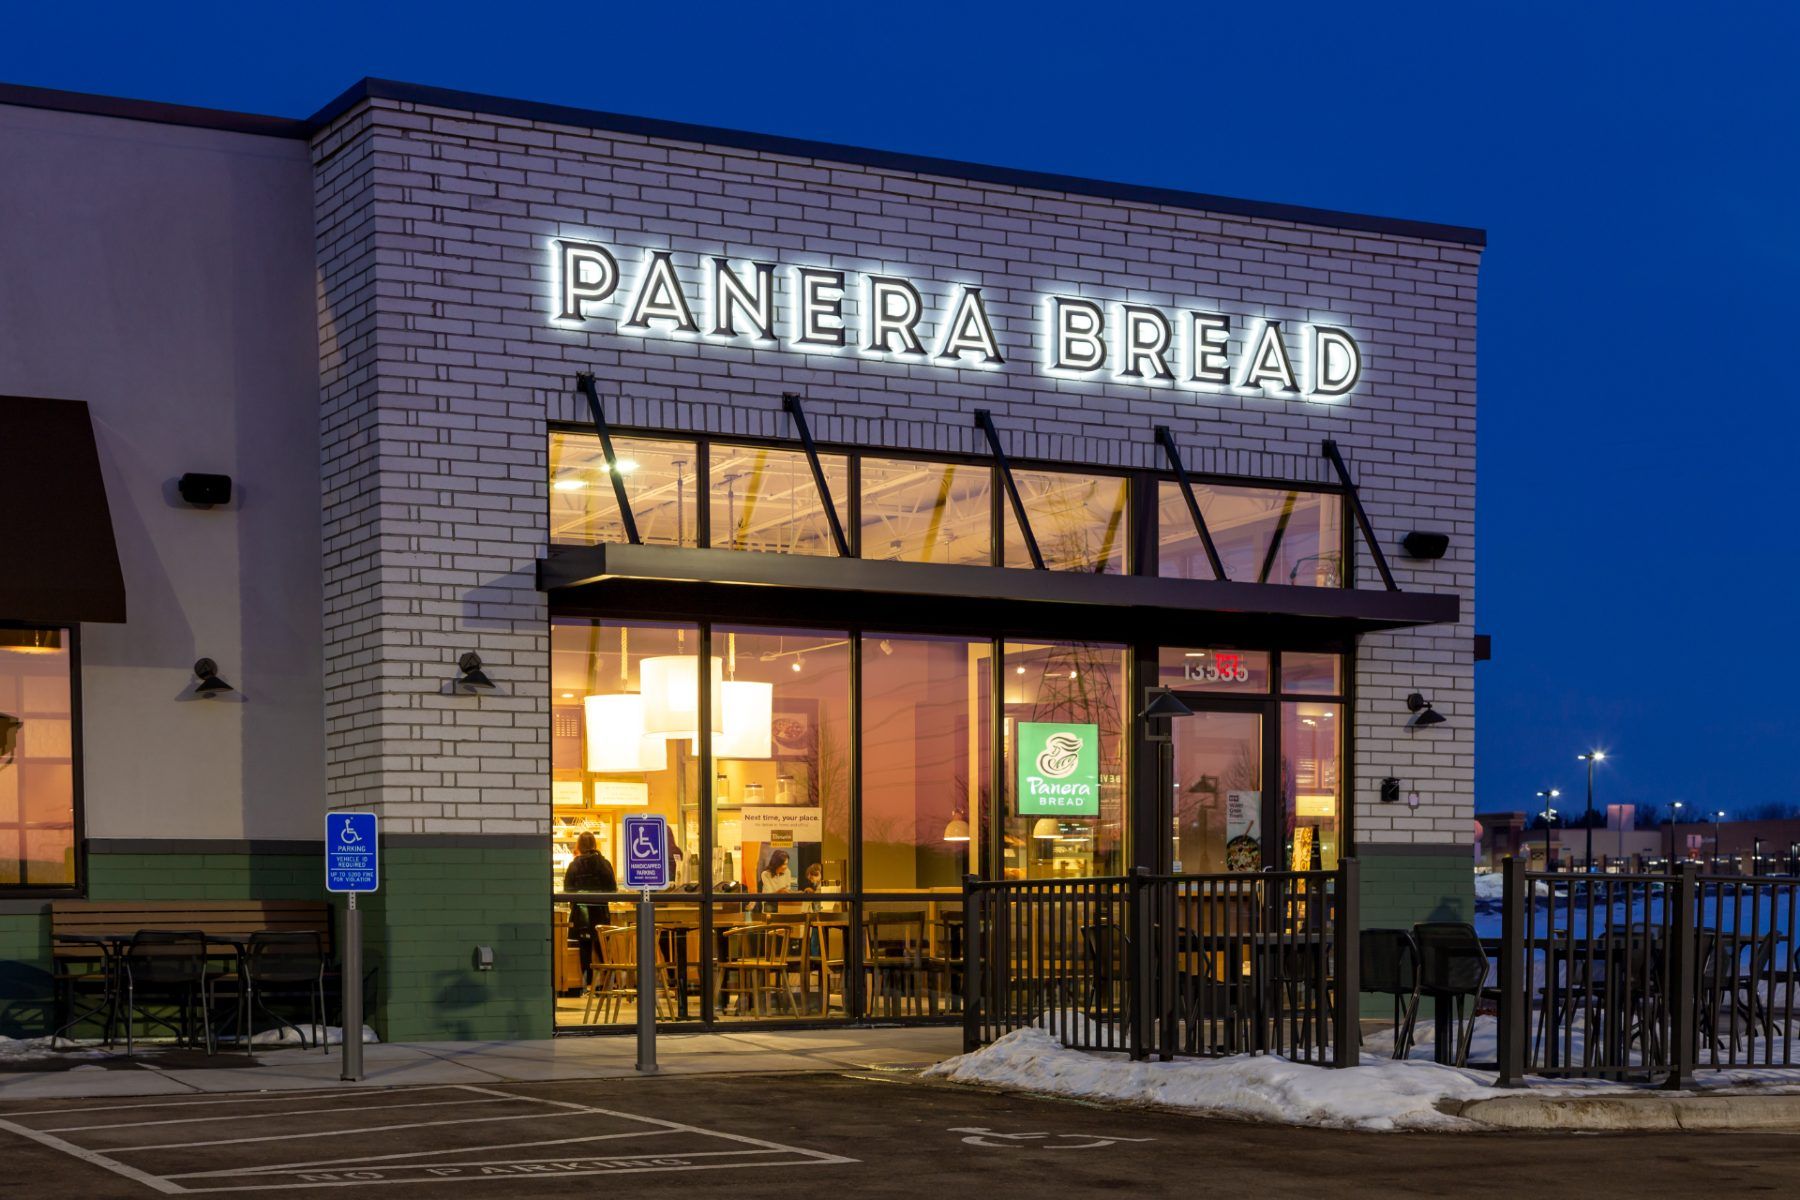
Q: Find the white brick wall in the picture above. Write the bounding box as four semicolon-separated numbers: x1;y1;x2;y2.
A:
313;98;1477;844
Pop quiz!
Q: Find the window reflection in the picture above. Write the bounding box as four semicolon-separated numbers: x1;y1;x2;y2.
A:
709;445;848;556
861;634;992;890
1283;701;1342;870
550;432;699;547
0;627;75;889
1171;711;1264;875
860;458;993;565
1002;641;1126;879
1156;647;1270;693
1004;470;1128;573
1281;652;1342;695
1158;482;1343;586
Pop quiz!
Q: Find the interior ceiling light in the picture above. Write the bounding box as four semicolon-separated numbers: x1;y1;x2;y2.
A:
942;817;971;842
583;694;667;772
0;629;62;654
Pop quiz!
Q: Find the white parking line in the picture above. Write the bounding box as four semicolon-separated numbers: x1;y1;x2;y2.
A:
40;1095;532;1134
0;1083;857;1194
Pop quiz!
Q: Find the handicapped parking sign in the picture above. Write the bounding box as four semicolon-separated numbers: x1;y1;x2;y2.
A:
325;812;379;893
623;813;669;891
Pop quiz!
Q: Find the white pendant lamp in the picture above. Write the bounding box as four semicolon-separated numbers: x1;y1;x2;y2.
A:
942;817;971;842
1031;817;1062;840
583;694;667;772
640;654;724;740
715;679;773;759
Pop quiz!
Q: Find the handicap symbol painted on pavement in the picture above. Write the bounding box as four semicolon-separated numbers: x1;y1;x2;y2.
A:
948;1126;1154;1150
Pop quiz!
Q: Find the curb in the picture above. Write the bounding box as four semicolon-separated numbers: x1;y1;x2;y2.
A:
1457;1092;1800;1132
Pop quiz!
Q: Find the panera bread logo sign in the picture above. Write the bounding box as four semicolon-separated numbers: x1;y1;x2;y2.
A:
550;238;1363;401
1017;722;1100;817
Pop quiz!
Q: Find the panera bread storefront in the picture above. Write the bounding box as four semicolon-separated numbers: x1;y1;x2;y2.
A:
0;78;1479;1042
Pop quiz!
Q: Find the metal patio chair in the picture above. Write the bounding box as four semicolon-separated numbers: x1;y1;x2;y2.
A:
209;930;328;1054
1409;922;1490;1067
121;930;213;1055
1359;928;1420;1058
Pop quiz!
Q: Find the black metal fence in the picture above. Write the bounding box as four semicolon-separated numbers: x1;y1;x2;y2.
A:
1495;857;1800;1086
962;862;1360;1067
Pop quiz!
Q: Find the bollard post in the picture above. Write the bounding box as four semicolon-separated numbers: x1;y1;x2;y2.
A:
1496;855;1526;1087
341;892;362;1082
636;890;657;1074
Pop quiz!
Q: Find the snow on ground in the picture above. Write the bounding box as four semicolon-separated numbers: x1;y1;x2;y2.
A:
0;1025;377;1060
926;1026;1502;1131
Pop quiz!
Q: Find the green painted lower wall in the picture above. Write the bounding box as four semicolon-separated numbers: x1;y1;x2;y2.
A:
351;846;549;1043
1;846;551;1043
1356;846;1474;1020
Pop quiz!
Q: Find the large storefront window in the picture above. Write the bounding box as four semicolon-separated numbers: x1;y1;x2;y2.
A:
860;457;992;565
0;627;77;890
1002;641;1127;879
861;633;992;890
1283;700;1342;871
1004;470;1128;573
549;432;699;547
1157;482;1343;586
710;445;848;556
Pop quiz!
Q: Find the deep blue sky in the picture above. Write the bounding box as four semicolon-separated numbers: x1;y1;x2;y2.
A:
6;2;1795;822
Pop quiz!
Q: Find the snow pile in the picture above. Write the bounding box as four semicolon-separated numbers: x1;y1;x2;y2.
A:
926;1027;1501;1131
0;1036;108;1062
1472;872;1551;903
226;1025;380;1048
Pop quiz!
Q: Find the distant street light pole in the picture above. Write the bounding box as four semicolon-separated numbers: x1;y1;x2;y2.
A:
1753;836;1763;877
1714;810;1727;870
1667;800;1684;865
1577;750;1606;872
1536;788;1561;870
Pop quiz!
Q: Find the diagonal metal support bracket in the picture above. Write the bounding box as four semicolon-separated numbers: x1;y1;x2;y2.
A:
782;393;851;558
974;409;1045;570
1321;439;1398;592
1153;426;1227;582
574;372;640;545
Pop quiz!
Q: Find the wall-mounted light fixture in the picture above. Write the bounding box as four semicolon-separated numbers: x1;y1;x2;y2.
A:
1406;692;1446;727
1400;531;1450;560
454;652;496;693
1380;777;1401;803
193;658;234;697
1138;688;1194;744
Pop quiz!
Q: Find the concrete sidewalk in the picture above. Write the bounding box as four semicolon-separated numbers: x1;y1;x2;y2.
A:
0;1026;962;1102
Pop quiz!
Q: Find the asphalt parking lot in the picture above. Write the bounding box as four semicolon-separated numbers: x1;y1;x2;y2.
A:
1;1071;1796;1198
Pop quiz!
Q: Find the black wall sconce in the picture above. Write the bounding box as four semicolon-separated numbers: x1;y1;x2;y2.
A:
193;658;235;697
1138;687;1193;743
1380;777;1401;803
454;652;496;693
177;473;233;508
1401;531;1449;559
1406;692;1446;727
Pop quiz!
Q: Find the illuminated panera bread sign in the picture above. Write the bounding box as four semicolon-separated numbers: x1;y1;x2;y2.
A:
551;239;1363;401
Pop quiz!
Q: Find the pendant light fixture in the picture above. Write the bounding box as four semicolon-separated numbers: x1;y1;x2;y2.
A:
715;634;772;759
640;654;724;741
582;693;667;772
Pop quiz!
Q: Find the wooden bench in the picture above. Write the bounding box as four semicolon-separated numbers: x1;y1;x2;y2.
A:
51;900;336;962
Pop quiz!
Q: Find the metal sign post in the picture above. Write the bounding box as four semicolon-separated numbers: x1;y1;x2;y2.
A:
325;811;379;1082
622;814;669;1074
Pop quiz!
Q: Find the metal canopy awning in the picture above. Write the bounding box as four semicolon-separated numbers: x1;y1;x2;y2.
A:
537;543;1458;643
0;396;127;625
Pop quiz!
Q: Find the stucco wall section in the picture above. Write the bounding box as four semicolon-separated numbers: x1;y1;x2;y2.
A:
312;97;1477;845
0;104;325;841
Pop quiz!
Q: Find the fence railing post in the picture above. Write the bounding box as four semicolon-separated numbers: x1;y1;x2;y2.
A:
1334;858;1360;1068
1129;867;1152;1061
1496;855;1527;1087
1664;861;1698;1090
961;875;982;1053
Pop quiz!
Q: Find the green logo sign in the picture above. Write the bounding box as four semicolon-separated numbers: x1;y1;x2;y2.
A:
1017;722;1100;816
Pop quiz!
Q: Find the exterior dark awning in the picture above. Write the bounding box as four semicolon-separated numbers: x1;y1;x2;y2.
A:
0;396;127;624
537;544;1457;644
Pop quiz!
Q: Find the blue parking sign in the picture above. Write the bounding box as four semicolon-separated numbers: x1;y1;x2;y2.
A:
623;814;669;891
326;812;379;893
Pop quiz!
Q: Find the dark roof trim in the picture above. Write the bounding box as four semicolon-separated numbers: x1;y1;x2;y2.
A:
0;396;128;625
0;77;1485;247
537;543;1459;636
311;79;1484;247
0;80;310;140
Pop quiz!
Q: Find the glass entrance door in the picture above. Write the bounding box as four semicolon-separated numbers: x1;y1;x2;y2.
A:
1170;710;1265;874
